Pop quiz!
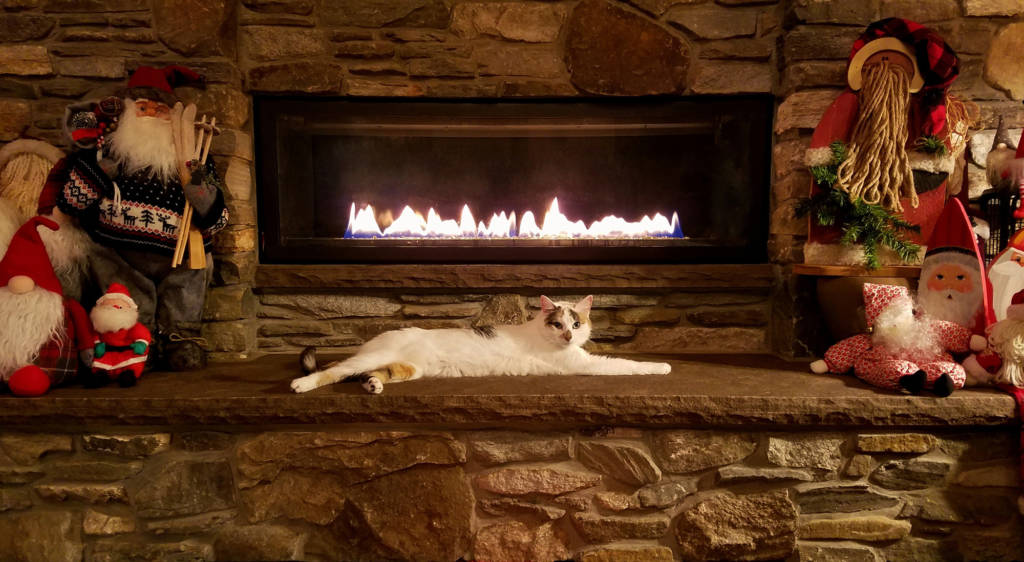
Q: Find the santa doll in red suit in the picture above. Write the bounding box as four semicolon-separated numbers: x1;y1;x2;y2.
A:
0;216;95;397
89;283;151;388
811;283;987;397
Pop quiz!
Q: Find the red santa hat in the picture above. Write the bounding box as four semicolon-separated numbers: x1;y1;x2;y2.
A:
0;216;61;296
863;283;911;327
121;65;204;107
1016;126;1024;160
97;283;138;310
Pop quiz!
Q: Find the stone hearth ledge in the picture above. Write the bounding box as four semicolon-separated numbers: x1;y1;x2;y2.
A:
0;355;1015;428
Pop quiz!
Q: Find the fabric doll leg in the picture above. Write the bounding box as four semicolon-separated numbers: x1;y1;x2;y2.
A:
154;253;213;335
918;360;966;397
856;359;920;390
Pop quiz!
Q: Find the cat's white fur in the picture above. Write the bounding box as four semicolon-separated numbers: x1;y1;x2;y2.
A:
290;295;671;394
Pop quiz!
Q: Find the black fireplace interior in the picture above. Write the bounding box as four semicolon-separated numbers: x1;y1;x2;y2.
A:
256;97;772;264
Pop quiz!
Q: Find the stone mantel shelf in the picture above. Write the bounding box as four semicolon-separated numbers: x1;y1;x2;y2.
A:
0;355;1014;428
254;264;775;289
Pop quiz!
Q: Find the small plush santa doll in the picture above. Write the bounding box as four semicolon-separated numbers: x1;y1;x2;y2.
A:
89;283;151;388
811;283;987;397
0;216;94;397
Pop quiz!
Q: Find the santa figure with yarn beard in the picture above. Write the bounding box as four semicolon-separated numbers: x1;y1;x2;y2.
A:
0;217;94;397
54;65;229;371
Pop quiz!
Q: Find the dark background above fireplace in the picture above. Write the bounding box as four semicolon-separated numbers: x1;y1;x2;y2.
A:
256;97;772;264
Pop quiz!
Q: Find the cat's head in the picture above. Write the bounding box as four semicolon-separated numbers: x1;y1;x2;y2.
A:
538;295;593;347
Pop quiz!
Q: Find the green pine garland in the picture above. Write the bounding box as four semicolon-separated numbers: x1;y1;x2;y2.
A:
795;141;920;270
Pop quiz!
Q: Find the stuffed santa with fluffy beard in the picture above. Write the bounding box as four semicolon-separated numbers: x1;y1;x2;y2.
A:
0;216;94;397
811;283;986;396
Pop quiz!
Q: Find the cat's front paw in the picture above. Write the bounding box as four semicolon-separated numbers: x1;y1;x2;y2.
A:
649;362;672;375
362;376;384;394
291;374;320;394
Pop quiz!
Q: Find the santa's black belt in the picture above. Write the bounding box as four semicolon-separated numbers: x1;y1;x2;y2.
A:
102;344;139;352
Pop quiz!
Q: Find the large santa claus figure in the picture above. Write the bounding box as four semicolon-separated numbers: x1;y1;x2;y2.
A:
53;65;229;371
811;283;986;397
0;217;94;397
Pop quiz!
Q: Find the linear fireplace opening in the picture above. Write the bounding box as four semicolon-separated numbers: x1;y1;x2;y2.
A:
256;97;772;264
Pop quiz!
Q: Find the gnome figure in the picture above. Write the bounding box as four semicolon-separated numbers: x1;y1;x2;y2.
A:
811;283;986;397
52;65;229;371
0;217;94;397
88;283;151;388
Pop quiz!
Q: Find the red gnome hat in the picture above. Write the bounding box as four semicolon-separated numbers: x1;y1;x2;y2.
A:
99;283;138;310
0;216;62;296
1016;127;1024;160
863;283;911;327
122;65;204;106
921;198;994;332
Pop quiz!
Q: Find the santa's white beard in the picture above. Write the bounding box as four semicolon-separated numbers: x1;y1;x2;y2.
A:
38;217;93;300
90;303;137;334
872;296;943;358
989;259;1024;321
988;318;1024;387
917;282;982;327
0;287;65;380
106;99;177;184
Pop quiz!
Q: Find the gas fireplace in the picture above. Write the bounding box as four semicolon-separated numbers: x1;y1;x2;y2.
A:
256;97;771;263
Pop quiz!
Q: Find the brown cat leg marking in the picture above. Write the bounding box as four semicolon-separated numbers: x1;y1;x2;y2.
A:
367;362;418;383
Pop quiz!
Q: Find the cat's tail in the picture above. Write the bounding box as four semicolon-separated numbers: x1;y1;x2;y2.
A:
299;347;321;374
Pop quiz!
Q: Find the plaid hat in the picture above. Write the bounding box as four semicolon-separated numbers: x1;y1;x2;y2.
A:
122;65;204;106
848;18;959;138
0;216;61;296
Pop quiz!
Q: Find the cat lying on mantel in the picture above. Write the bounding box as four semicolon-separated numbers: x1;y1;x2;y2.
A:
290;295;672;395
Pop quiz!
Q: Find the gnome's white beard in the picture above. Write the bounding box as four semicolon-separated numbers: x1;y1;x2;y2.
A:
107;99;177;184
38;217;93;300
0;287;65;380
90;303;137;334
872;296;943;358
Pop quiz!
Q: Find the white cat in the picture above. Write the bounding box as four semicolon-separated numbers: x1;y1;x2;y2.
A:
290;295;672;394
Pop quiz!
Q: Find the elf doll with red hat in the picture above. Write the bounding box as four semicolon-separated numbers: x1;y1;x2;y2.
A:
0;217;95;397
88;283;151;387
51;65;229;371
802;18;969;268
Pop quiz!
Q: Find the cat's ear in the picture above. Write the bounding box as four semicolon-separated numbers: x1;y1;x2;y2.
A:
575;295;594;315
540;295;556;314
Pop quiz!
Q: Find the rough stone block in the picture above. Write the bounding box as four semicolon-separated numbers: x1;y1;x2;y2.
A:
798;516;911;541
572;512;670;542
577;441;661;486
88;540;214;562
686;306;768;327
676;490;797;560
579;547;675;562
403;302;483;318
201;320;257;352
451;2;567;42
144;510;236;535
784;26;862;61
153;0;233;57
35;483;127;504
211;130;254;162
54;57;124;79
618;326;768;353
476;43;564;78
845;454;876;477
82;434;170;458
0;468;44;485
652;430;757;473
478;498;565;520
781;60;847;94
47;461;144;482
985;22;1024;100
83;510;135;536
717;465;816;484
215;525;304;561
247;61;344;93
0;432;72;465
965;0;1024;16
793;544;877;562
870;458;952;490
260;294;401;319
701;37;774;60
767;433;844;471
468;432;571;465
0;511;81;562
0;15;55;42
666;3;760;39
956;464;1018;487
474;521;570;562
213;252;257;285
857;433;937;453
131;459;235;519
0;45;52;76
792;0;879;24
345;78;425;96
0;97;32;139
796;484;900;513
776;89;841;134
565;0;690;95
319;0;451;28
212;226;256;254
0;488;32;512
243;0;313;15
637;480;691;508
335;40;396;58
203;284;257;322
242;26;326;61
879;0;958;21
616;307;681;325
475;467;601;496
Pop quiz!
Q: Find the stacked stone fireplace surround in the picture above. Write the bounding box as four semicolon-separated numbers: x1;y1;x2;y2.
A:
1;0;1023;560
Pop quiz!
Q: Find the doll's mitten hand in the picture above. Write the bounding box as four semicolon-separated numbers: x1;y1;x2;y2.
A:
969;334;988;352
98;157;119;179
131;341;148;355
94;342;106;358
810;359;829;374
79;348;94;367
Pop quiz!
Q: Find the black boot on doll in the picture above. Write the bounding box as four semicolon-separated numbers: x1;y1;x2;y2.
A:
898;370;927;394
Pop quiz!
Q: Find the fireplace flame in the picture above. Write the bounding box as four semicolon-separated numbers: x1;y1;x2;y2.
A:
345;198;683;239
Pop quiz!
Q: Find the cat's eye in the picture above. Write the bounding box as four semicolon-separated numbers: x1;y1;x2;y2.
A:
573;321;580;329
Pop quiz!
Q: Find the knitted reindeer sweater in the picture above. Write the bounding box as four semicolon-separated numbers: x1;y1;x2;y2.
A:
55;149;229;256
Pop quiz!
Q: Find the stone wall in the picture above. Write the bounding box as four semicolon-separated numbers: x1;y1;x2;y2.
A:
1;0;1023;359
0;426;1019;561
